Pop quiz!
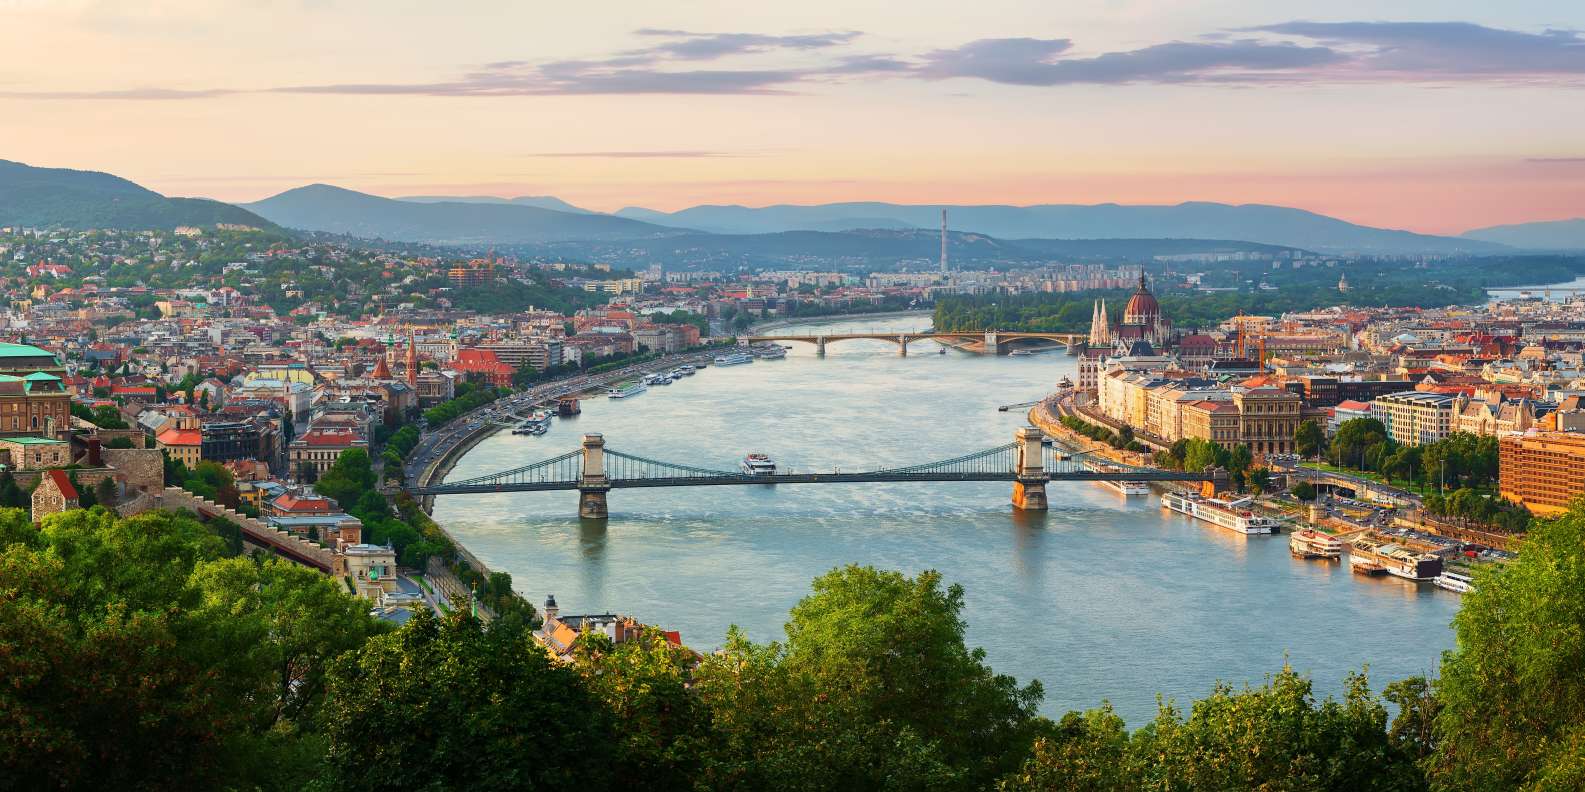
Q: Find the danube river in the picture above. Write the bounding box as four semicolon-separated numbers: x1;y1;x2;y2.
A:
434;314;1459;722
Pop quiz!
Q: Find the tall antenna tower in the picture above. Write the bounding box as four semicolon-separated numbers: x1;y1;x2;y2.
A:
939;208;948;274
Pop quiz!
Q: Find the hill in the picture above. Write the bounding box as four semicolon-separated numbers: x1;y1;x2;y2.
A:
614;201;1502;254
1462;218;1585;250
396;194;595;214
240;185;682;243
0;159;271;230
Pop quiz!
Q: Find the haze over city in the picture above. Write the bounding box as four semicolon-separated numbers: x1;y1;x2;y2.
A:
3;0;1585;233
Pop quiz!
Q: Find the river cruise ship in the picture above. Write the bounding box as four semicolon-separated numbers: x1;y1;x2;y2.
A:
1434;570;1475;594
714;352;754;366
1289;528;1343;560
1347;534;1444;582
1162;491;1284;534
512;410;553;435
1083;460;1149;496
642;372;673;386
605;381;648;399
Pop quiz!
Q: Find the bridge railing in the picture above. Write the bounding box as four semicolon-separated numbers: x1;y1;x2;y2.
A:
873;441;1020;476
604;449;736;481
440;449;583;489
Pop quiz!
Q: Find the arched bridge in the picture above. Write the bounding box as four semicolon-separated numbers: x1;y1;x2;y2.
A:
409;428;1218;518
744;331;1085;356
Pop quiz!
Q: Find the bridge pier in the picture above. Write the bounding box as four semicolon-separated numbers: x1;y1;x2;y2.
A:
898;336;908;356
579;433;611;519
816;336;826;356
1012;425;1048;511
984;331;1000;356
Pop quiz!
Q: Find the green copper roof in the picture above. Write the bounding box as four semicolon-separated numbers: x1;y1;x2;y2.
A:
0;342;53;359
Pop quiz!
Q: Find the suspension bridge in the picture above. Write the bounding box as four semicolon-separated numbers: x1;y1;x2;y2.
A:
744;330;1086;356
409;427;1220;518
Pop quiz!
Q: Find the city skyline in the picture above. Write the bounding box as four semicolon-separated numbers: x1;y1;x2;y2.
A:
3;1;1584;233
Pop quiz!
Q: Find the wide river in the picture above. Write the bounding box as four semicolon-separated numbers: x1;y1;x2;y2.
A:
435;314;1459;723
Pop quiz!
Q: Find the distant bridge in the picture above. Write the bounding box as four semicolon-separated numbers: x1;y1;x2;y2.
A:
744;331;1086;356
409;428;1217;517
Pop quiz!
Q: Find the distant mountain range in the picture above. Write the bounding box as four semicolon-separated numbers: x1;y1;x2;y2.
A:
396;194;594;215
239;185;680;244
0;159;270;231
614;202;1502;254
1462;218;1585;250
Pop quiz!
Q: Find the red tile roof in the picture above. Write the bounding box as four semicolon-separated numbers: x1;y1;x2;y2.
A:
156;428;202;447
46;468;77;500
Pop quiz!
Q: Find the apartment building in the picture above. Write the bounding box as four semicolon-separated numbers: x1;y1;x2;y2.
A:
1371;391;1458;447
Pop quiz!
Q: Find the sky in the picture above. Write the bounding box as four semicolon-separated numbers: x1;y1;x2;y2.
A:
2;0;1583;234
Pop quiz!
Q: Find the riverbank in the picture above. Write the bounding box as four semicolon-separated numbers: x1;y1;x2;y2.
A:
749;308;932;334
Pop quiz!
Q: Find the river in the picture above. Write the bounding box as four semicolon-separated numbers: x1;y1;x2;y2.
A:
434;314;1459;723
1488;274;1585;302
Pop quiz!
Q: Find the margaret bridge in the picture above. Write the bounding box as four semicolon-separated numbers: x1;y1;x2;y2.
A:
409;427;1220;518
744;331;1086;355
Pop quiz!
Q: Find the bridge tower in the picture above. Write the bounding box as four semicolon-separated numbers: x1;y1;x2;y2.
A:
1011;426;1048;510
579;433;611;519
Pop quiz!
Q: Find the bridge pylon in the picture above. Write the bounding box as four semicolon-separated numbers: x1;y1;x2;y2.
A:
1012;425;1048;510
985;331;1000;356
579;433;611;519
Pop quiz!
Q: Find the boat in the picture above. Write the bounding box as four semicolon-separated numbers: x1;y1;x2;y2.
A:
1009;349;1040;357
740;453;777;475
714;352;754;366
1083;460;1148;496
643;373;673;386
673;364;696;376
557;396;581;416
753;345;788;360
1289;528;1343;560
1434;570;1475;594
1350;557;1387;577
512;409;554;435
1162;491;1284;534
1347;534;1444;582
605;381;648;399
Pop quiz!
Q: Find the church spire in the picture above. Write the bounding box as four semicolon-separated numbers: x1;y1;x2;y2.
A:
1088;298;1111;346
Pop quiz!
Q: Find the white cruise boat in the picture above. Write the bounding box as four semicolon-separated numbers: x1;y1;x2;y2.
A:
1162;491;1283;534
643;372;673;386
1434;570;1475;594
741;453;777;475
714;352;754;366
1084;460;1148;496
673;364;697;376
753;345;788;360
1289;528;1343;560
605;381;648;399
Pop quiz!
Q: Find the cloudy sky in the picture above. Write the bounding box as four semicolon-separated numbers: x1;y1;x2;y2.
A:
3;0;1583;233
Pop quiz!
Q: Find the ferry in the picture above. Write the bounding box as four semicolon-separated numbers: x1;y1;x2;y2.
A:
1433;569;1475;594
1347;534;1444;582
1162;491;1284;534
1289;528;1343;560
741;453;777;475
714;352;754;366
1008;349;1041;357
643;372;673;386
672;365;696;377
753;345;788;360
1084;460;1149;496
605;381;648;399
511;409;553;436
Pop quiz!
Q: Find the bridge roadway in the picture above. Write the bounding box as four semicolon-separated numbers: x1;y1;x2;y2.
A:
416;468;1199;496
745;330;1085;355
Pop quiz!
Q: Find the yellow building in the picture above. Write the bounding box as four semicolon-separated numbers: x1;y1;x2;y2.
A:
1500;432;1585;517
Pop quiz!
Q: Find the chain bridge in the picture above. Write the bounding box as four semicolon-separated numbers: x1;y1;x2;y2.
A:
409;427;1219;518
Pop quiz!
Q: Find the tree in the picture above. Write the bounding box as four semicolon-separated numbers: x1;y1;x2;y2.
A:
1429;500;1585;789
318;612;614;789
1331;418;1391;470
1292;481;1317;501
691;565;1045;790
1248;466;1272;495
573;629;707;789
1294;419;1326;459
997;706;1132;791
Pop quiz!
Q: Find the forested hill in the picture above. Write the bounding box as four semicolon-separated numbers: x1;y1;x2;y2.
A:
0;159;271;230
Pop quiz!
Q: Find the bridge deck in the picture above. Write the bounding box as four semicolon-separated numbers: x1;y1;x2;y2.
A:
415;469;1208;496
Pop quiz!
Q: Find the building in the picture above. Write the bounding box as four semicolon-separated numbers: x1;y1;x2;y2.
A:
1499;432;1585;517
288;427;368;479
1182;400;1241;446
0;436;70;470
451;348;515;387
1372;391;1458;447
1233;388;1303;456
0;342;68;379
200;420;269;464
31;468;78;521
155;424;203;469
0;373;71;436
340;542;399;600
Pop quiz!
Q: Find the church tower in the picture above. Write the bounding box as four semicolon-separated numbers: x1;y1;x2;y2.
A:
405;330;418;389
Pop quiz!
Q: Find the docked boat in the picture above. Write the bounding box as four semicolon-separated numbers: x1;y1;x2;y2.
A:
1162;491;1284;534
643;372;673;386
1433;570;1475;594
1350;557;1387;577
605;381;648;399
1347;534;1443;582
1289;528;1343;560
512;410;553;436
557;396;581;416
740;453;777;475
1008;349;1040;357
714;352;754;366
673;364;696;376
753;345;788;360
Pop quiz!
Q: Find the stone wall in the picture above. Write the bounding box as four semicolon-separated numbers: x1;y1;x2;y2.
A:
156;487;335;572
102;448;164;492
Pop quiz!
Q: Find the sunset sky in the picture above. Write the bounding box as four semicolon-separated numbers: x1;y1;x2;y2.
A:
3;0;1583;234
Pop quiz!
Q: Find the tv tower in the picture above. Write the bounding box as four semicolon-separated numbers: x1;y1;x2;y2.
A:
939;208;948;274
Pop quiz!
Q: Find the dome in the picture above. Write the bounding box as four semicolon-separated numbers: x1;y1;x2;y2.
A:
1123;272;1160;324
